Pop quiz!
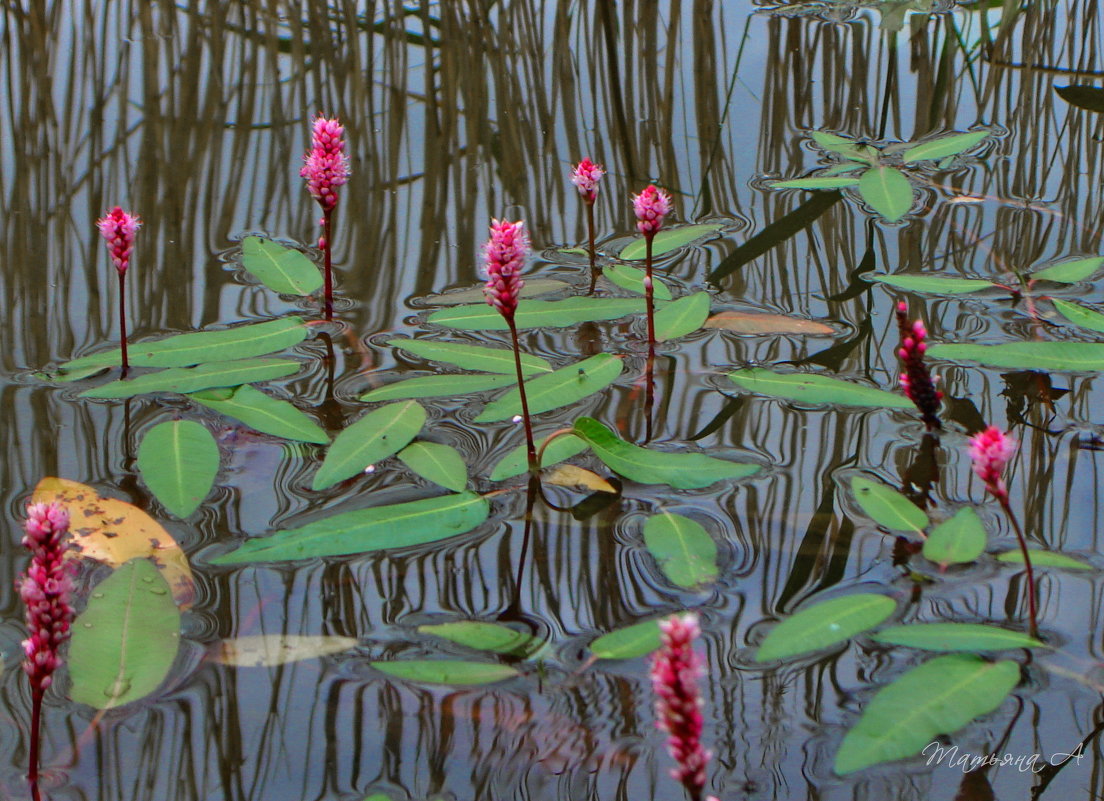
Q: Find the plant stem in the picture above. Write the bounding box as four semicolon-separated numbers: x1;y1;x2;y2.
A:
28;686;42;801
644;234;656;347
585;201;599;294
999;495;1039;638
507;318;538;476
322;208;334;320
117;269;129;377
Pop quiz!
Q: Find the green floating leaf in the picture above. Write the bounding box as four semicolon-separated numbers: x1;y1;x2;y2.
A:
69;558;181;708
398;441;468;492
923;507;987;567
55;318;308;379
313;400;426;490
756;594;895;662
618;224;724;261
771;177;862;190
1051;299;1104;333
727;368;912;409
902;130;989;164
429;297;646;331
418;622;542;656
241;236;323;295
873;623;1045;652
422;278;569;306
858;166;914;222
81;358;301;399
870;273;996;294
388;337;551;375
654;292;710;341
928;342;1104;371
997;548;1092;570
360;373;516;402
137;421;219;518
851;476;928;534
818;162;867;177
603;263;673;300
211;492;489;564
490;433;589;481
809;131;875;163
573;417;759;489
372;660;517;686
190;384;328;444
1032;256;1104;283
589;619;663;660
475;353;623;423
834;655;1019;774
643;512;718;588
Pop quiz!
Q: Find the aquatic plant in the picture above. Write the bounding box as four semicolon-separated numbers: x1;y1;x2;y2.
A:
632;184;672;347
570;157;605;293
895;301;942;430
301;115;350;320
18;502;74;801
96;207;140;376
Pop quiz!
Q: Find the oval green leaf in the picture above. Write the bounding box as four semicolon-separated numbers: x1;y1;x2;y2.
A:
372;660;517;686
809;131;875;162
869;273;995;294
654;292;710;341
137;421;219;518
211;492;489;564
360;373;517;402
902;130;989;164
79;358;300;399
922;507;987;567
573;417;759;489
728;368;912;409
388;337;551;375
418;622;542;656
771;177;862;190
873;623;1045;652
603;264;673;300
756;594;895;662
834;655;1019;774
851;476;928;534
429;297;646;331
313;400;426;490
643;512;718;588
858;166;914;222
1031;256;1104;283
928;342;1104;371
589;619;663;660
1051;299;1104;333
422;278;569;305
618;224;724;260
68;558;181;709
490;433;589;481
190;384;328;444
997;548;1092;570
241;236;323;295
474;354;623;423
398;441;468;491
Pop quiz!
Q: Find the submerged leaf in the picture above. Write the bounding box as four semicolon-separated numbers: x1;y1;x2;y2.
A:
870;273;995;294
137;421;219;518
543;464;616;494
873;624;1045;652
928;342;1104;371
372;660;517;686
654;292;710;341
398;441;468;491
1055;84;1104;114
388;337;551;375
313;400;426;490
240;237;323;295
851;476;928;534
212;635;359;667
834;655;1019;774
643;512;718;588
418;622;542;656
190;385;328;444
68;558;181;709
490;433;589;481
429;297;646;330
922;507;987;567
727;368;912;409
80;358;300;399
705;311;834;335
360;373;517;402
858;166;914;222
589;619;663;660
211;492;489;564
618;224;724;260
603;264;673;300
756;594;895;662
902;131;989;164
475;354;623;423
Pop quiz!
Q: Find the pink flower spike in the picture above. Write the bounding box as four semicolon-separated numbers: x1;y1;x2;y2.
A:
300;115;350;211
96;207;141;274
969;425;1017;500
482;219;530;320
571;158;605;204
895;301;942;430
651;613;711;801
633;184;672;237
19;503;74;693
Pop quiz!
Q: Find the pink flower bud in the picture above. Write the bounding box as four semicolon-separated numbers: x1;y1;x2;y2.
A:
571;158;605;204
96;207;141;274
301;115;350;212
632;184;672;237
969;426;1016;500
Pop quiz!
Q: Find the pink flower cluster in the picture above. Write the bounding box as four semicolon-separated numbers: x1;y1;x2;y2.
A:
301;115;350;212
633;184;672;237
969;425;1016;500
651;613;711;801
571;158;605;204
895;301;942;430
482;219;529;319
19;503;75;693
96;207;141;274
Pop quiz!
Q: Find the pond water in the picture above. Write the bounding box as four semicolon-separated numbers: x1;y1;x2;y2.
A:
3;1;1104;799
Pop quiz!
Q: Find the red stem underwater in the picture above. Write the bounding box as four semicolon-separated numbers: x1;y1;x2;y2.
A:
1000;495;1039;638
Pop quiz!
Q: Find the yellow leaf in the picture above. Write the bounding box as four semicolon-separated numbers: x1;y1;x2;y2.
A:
210;635;359;667
544;464;616;494
704;311;834;335
32;477;195;608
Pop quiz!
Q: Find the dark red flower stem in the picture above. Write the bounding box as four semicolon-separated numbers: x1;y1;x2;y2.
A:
585;201;599;295
322;208;334;321
28;685;42;801
644;234;656;347
507;317;538;475
117;269;129;377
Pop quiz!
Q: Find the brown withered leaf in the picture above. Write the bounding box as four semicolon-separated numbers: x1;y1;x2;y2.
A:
704;311;834;335
32;477;195;608
543;465;617;494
